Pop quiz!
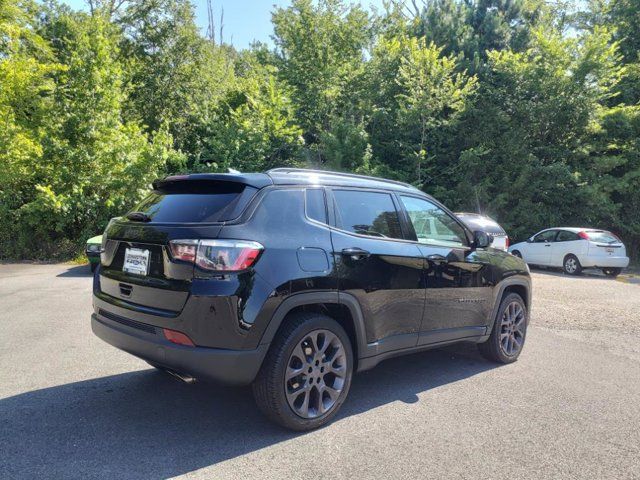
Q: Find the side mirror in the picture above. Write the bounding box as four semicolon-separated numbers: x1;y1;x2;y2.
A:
473;230;492;249
526;237;533;243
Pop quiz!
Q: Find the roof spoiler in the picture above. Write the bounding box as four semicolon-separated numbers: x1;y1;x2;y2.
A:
152;173;273;191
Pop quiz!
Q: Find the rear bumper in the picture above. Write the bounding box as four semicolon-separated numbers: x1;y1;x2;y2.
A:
91;312;268;386
579;256;629;268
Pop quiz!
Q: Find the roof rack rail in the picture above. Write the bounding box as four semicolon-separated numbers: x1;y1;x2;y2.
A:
266;167;418;190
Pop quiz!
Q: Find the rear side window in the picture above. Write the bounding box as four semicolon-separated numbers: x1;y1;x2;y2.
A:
305;189;327;224
333;190;403;239
131;181;256;223
556;230;579;242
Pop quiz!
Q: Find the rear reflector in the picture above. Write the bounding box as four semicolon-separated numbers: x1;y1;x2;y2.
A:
163;328;195;347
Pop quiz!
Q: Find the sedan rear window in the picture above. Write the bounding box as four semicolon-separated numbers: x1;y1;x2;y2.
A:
586;231;620;243
131;181;256;223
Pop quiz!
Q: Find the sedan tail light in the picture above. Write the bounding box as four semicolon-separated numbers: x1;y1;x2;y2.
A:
169;239;264;272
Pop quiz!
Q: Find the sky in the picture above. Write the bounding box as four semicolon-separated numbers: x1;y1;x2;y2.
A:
60;0;388;50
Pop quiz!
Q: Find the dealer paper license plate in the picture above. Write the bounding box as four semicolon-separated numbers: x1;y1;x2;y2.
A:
123;248;150;276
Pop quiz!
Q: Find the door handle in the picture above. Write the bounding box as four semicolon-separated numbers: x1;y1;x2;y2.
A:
544;244;551;247
427;254;447;263
341;247;370;260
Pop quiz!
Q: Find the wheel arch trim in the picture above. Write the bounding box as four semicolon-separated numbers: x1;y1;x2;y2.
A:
258;291;369;359
487;276;532;335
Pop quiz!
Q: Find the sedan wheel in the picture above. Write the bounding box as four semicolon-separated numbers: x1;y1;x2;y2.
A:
563;255;582;275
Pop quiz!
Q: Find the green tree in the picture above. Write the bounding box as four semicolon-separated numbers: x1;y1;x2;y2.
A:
319;117;372;172
272;0;371;144
445;27;622;241
117;0;236;164
364;34;476;184
0;0;60;256
585;105;640;259
3;8;184;258
395;37;477;184
413;0;543;72
197;61;304;172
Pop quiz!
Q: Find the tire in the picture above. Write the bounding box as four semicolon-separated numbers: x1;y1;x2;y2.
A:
252;312;354;431
602;267;622;278
511;250;522;259
90;262;97;273
563;254;582;275
478;293;528;364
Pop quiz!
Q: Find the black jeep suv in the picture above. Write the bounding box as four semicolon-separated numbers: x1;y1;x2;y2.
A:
92;168;531;430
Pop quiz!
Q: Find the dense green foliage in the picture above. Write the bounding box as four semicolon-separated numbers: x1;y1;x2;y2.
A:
1;0;638;260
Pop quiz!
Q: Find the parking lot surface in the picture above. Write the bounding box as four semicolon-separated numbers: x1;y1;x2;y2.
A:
1;263;639;479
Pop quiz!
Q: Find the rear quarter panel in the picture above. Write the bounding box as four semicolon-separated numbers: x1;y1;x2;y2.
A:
552;239;587;267
215;187;338;349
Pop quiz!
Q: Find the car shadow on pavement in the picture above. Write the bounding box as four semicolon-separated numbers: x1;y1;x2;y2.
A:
529;266;617;280
0;344;498;479
56;265;93;278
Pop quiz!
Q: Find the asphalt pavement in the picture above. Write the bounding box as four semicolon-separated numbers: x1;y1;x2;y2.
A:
1;263;639;479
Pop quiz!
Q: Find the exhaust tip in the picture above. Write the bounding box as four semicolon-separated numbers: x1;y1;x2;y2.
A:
165;369;197;384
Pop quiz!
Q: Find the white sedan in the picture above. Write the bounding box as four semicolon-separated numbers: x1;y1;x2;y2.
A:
508;228;629;277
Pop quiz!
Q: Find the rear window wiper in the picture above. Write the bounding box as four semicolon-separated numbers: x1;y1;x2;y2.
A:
126;211;152;222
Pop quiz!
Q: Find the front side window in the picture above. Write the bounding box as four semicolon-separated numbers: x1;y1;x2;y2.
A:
333;190;403;239
400;196;467;247
533;230;557;243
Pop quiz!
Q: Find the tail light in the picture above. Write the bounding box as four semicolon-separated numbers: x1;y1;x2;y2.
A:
169;239;264;272
169;240;198;263
505;236;510;248
578;231;590;240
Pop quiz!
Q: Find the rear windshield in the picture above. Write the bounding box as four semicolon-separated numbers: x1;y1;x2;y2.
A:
587;230;620;243
131;181;256;223
456;214;505;235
